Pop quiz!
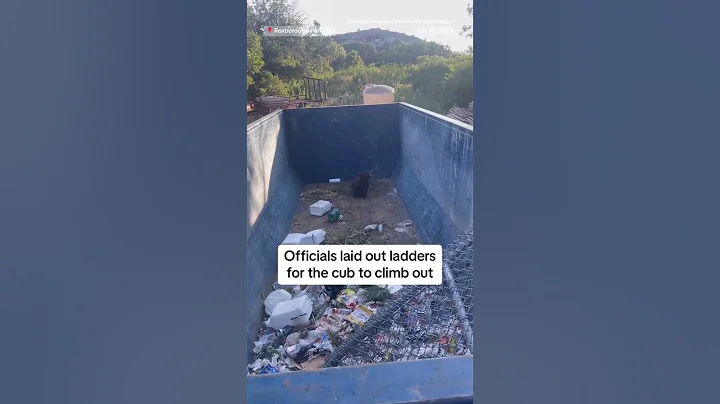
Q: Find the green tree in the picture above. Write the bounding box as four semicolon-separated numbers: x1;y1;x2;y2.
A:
409;55;452;91
443;55;473;108
344;50;364;68
249;0;344;83
247;31;264;89
341;43;378;65
247;0;305;33
300;33;346;76
252;71;290;97
461;2;473;38
372;41;453;65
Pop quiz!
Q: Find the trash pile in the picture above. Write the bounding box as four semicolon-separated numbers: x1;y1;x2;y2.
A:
248;283;403;375
324;284;472;368
248;199;473;375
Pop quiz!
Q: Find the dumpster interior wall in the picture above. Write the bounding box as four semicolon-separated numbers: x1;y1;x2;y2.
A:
283;104;401;183
247;110;303;357
395;104;473;245
246;103;473;359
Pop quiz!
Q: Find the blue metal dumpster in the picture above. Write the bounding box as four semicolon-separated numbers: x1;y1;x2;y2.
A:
247;103;473;403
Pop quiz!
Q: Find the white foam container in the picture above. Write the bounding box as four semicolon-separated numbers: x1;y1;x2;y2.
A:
306;229;326;244
309;200;332;216
281;233;314;245
265;295;313;330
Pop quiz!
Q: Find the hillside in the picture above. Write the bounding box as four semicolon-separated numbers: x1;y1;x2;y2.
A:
330;28;454;66
332;28;428;49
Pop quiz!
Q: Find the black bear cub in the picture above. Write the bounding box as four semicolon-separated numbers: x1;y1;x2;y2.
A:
351;172;371;198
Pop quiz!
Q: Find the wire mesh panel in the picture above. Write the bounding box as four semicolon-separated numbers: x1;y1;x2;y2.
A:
324;226;474;367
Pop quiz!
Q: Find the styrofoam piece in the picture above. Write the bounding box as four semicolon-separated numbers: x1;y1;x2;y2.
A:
265;295;313;330
281;233;314;245
264;289;292;316
309;200;332;216
306;229;326;244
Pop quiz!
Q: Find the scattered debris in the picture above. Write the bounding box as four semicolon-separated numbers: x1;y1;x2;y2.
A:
394;220;414;234
329;178;341;183
251;281;423;375
328;208;342;222
248;278;469;375
250;181;457;375
281;233;314;245
249;359;279;374
337;289;359;309
291;179;418;246
309;200;332;216
282;229;327;245
300;355;328;370
346;305;374;326
265;295;313;330
325;285;344;300
362;285;393;302
253;329;277;353
250;284;382;374
306;229;326;244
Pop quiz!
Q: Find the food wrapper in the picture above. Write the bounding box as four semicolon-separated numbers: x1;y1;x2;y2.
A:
346;305;374;326
259;364;278;374
439;335;458;354
384;348;393;361
333;308;352;316
336;289;359;308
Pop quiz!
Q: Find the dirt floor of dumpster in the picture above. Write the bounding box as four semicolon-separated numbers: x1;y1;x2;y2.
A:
249;179;433;375
292;179;419;245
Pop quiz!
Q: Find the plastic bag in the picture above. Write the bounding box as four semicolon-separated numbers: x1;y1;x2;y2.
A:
264;289;292;316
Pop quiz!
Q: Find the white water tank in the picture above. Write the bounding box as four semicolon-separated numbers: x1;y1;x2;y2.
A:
362;84;395;105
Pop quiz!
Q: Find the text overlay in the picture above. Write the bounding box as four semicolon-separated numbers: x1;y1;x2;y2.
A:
277;245;443;286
